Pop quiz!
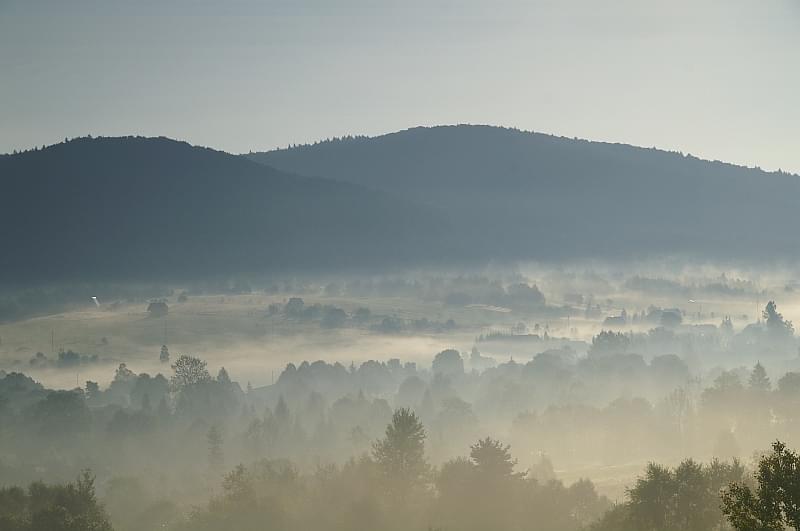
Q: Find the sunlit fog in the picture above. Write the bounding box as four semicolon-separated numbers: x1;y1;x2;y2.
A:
2;2;799;531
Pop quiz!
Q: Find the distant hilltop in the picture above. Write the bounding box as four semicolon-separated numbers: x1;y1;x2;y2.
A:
3;125;800;282
248;124;800;262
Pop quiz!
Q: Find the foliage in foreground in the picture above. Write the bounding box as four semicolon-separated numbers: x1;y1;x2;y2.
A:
178;408;610;531
590;440;800;531
722;440;800;530
8;410;800;531
0;471;112;531
590;458;746;531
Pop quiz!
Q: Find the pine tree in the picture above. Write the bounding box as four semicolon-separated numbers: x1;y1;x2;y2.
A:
372;408;429;496
763;301;794;337
748;362;771;393
469;437;521;479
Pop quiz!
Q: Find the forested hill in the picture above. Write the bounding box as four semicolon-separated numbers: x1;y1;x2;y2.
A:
0;137;450;282
248;125;800;261
5;128;800;285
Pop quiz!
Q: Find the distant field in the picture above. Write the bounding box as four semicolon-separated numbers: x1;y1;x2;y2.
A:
3;281;799;391
0;293;501;389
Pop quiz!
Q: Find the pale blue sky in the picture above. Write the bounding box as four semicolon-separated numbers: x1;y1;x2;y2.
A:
1;0;798;172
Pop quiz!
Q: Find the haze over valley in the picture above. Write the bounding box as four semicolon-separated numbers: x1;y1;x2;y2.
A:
3;2;800;530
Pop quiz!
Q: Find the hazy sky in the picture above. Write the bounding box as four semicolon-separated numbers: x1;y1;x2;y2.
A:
2;0;798;172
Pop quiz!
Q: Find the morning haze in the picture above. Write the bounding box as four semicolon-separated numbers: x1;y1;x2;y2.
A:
2;2;800;531
2;0;799;172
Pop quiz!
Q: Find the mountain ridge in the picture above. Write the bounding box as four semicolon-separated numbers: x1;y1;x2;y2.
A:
0;136;451;283
4;125;800;285
261;125;794;175
248;124;800;261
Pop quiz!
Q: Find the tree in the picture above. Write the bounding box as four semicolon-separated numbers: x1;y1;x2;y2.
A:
660;311;682;328
672;459;716;530
31;390;91;437
778;372;800;397
0;471;112;531
717;370;745;391
159;345;170;363
320;306;347;328
207;425;224;471
372;408;429;495
720;316;734;335
722;440;800;530
284;297;305;317
217;367;231;385
469;437;520;480
569;478;609;525
661;387;693;442
529;454;557;483
114;363;135;383
749;362;771;393
147;301;169;318
170;355;211;390
763;301;794;338
432;349;464;377
628;463;676;530
84;381;100;401
589;331;630;357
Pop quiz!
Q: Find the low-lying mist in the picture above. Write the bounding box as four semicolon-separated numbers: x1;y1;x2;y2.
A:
3;259;800;530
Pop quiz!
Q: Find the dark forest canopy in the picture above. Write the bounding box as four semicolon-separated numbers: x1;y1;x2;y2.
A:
5;126;800;283
249;124;800;262
0;136;450;283
4;354;800;531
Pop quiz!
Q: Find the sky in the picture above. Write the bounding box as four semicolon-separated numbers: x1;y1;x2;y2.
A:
1;0;798;172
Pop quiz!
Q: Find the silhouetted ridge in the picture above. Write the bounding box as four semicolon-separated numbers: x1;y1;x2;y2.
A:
0;136;449;282
249;125;800;260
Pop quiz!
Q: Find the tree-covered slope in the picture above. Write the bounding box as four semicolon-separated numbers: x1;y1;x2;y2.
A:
0;137;449;282
249;125;800;260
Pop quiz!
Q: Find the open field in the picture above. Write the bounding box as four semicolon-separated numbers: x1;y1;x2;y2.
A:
4;270;800;390
0;292;502;389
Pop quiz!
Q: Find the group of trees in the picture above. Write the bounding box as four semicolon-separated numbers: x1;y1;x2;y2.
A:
582;300;798;366
591;459;746;530
590;440;800;531
269;296;458;333
0;471;112;531
262;274;549;314
7;336;800;530
722;441;800;530
8;347;800;494
179;408;609;531
28;349;100;369
0;284;171;325
8;416;800;531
